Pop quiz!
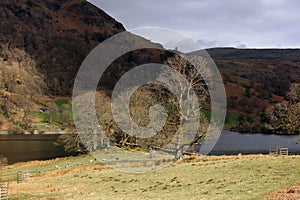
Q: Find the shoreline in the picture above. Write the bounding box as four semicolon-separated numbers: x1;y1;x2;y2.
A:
4;152;299;165
0;130;72;135
225;129;300;136
1;129;299;136
3;152;300;167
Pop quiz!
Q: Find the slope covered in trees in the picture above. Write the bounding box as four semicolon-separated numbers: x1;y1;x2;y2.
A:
0;0;126;95
0;0;126;131
0;0;299;137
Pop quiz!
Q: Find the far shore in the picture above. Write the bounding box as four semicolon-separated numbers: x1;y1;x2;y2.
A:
0;130;72;135
1;129;299;136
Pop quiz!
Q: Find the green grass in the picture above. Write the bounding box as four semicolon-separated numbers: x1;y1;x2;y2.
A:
55;99;69;107
202;108;240;129
202;108;211;121
34;111;60;124
34;98;71;126
2;155;300;200
0;155;96;182
35;112;49;122
224;112;240;129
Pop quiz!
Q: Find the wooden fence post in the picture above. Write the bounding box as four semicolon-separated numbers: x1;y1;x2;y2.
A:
17;171;23;183
279;148;288;156
17;171;33;183
0;182;9;200
269;148;277;155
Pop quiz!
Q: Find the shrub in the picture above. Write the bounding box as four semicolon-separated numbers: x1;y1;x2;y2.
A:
0;155;8;166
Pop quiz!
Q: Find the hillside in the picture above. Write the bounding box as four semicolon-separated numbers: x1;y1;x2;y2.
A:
0;0;127;130
207;47;300;61
1;154;300;199
0;0;299;133
0;0;125;95
0;0;169;132
200;48;300;114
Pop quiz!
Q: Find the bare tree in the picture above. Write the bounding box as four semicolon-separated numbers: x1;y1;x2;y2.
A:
157;54;210;160
111;87;168;148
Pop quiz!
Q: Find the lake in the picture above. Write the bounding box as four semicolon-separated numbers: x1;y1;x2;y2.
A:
0;134;75;164
0;131;299;164
208;130;300;155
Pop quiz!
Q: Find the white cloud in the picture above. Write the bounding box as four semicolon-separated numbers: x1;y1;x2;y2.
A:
89;0;300;48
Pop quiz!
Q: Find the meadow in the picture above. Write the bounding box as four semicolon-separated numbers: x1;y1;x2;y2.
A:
1;154;299;199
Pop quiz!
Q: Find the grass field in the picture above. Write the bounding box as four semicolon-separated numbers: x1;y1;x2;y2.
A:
1;154;300;200
202;108;240;129
33;98;71;130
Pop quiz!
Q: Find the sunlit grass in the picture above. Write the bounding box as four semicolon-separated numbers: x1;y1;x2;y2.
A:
2;154;299;200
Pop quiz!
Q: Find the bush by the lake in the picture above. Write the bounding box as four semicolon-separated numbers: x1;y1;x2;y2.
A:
0;155;8;165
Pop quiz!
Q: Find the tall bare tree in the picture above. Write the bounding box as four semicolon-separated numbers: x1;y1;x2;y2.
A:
157;54;210;160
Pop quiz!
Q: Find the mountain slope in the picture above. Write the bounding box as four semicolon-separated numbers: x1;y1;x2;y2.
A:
0;1;299;133
0;0;125;95
0;0;127;130
191;48;300;114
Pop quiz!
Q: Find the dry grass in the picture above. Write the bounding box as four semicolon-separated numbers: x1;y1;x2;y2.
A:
181;153;272;163
2;154;300;200
265;182;300;200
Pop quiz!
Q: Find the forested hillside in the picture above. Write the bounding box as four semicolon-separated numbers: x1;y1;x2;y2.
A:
0;0;299;135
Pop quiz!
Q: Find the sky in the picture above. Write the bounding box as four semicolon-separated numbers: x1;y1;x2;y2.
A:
88;0;300;49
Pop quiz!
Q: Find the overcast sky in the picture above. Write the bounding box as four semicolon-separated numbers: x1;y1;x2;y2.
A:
88;0;300;49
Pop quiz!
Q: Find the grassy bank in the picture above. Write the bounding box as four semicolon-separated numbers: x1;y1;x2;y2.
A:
202;108;240;129
1;154;300;200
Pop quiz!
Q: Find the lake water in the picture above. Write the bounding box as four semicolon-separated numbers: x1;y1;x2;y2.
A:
0;134;75;164
0;131;300;164
208;130;300;155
